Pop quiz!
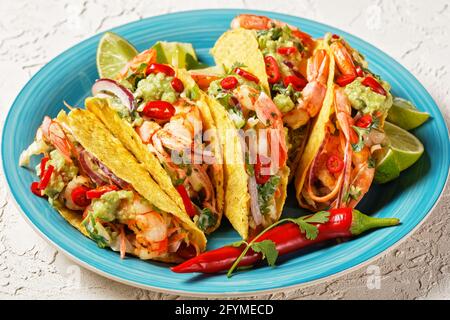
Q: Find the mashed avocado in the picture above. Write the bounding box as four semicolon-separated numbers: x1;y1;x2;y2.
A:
41;149;78;198
344;78;393;115
91;190;133;222
134;72;178;104
256;26;304;77
273;93;295;113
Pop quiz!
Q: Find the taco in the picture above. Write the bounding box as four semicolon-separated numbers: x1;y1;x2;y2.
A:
87;48;224;234
197;62;290;240
19;108;206;262
295;34;393;210
212;14;331;181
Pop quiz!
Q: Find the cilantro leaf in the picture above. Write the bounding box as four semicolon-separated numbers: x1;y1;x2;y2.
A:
303;210;331;224
292;219;319;240
250;240;278;267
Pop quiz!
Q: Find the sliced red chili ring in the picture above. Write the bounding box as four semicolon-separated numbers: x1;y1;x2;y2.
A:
264;56;281;84
142;100;176;120
254;154;271;185
332;34;340;39
146;63;175;76
355;114;373;128
326;155;344;174
31;182;44;197
71;186;92;207
170;77;184;93
283;75;307;91
38;165;54;190
277;46;297;55
176;184;196;218
356;66;364;77
86;185;118;199
234;68;259;83
220;76;239;90
336;74;356;87
361;76;387;96
40;157;49;177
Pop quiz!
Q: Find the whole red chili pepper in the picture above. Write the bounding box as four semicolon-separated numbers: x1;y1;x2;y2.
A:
171;208;399;274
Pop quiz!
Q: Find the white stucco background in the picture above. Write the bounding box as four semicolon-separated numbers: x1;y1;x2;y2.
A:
0;0;449;300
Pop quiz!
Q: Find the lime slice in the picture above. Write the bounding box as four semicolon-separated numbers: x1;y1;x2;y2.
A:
152;41;198;69
384;121;424;171
96;32;138;79
374;148;401;184
386;97;430;130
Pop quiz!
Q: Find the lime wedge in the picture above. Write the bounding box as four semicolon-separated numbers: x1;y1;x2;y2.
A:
96;32;138;79
386;97;430;130
384;121;424;171
374;148;401;184
152;41;207;70
153;41;197;69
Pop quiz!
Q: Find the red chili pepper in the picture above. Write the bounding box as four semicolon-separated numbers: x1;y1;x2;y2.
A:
171;209;399;273
220;76;238;90
146;63;175;76
332;34;340;39
326;155;344;174
277;46;297;55
356;66;364;77
39;157;49;177
176;184;196;218
71;186;91;207
234;68;259;84
356;114;373;128
142;100;175;120
86;185;118;199
254;154;271;185
30;182;44;197
283;75;307;91
264;56;281;84
335;74;356;87
170;77;184;93
38;165;54;190
362;76;387;96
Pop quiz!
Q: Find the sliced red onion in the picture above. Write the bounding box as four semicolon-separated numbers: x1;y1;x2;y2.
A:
97;161;129;188
248;175;263;226
92;78;136;111
79;150;109;185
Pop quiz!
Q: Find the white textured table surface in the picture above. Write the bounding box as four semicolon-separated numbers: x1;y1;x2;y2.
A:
0;0;449;300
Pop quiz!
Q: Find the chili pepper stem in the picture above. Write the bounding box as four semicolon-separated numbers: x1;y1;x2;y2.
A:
350;210;400;236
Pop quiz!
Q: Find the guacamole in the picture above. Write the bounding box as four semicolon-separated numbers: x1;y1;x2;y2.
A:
90;190;133;222
134;72;178;104
40;149;78;198
273;93;295;113
344;78;393;115
256;26;305;77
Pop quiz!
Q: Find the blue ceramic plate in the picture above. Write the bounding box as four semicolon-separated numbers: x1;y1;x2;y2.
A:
3;9;449;296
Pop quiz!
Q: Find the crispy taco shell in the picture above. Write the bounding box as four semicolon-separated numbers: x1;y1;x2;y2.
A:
87;69;224;233
59;109;206;260
211;28;270;95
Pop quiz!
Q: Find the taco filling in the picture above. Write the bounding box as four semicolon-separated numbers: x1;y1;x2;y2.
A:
206;66;289;237
89;49;223;234
20;114;199;261
297;35;393;210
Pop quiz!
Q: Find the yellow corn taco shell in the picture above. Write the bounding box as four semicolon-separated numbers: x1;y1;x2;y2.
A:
87;69;224;234
294;41;336;205
63;108;207;258
205;95;250;239
211;28;270;95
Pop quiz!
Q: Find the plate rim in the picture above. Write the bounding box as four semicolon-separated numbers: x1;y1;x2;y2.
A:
2;8;450;297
